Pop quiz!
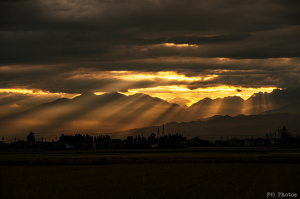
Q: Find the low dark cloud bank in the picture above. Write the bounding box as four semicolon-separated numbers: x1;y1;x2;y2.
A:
1;0;300;93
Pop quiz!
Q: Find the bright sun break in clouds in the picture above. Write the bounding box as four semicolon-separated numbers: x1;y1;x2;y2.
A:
70;71;217;82
163;43;199;48
0;89;77;98
78;71;278;107
114;71;218;81
1;72;279;107
120;86;278;107
0;89;52;95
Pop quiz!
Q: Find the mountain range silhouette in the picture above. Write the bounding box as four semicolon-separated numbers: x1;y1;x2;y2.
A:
1;88;300;140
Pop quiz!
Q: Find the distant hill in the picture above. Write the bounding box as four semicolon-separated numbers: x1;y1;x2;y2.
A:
114;113;300;141
189;88;300;119
262;101;300;115
167;96;191;108
0;92;188;140
187;96;244;120
1;87;300;140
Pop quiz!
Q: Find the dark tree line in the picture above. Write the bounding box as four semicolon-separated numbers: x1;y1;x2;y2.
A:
56;133;210;149
279;126;299;148
125;133;213;149
58;134;93;144
4;126;298;150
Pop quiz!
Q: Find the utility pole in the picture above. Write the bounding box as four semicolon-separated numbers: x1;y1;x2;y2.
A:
276;126;279;138
220;135;222;147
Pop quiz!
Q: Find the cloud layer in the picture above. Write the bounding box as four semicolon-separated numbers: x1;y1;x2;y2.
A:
1;0;300;94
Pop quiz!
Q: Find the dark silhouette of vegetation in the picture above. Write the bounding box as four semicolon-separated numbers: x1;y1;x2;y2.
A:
190;136;214;147
2;126;300;150
27;131;35;142
57;134;94;149
157;134;187;148
58;134;93;144
280;126;290;140
124;133;211;149
279;126;299;148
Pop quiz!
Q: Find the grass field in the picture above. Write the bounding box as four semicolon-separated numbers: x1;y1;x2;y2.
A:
1;164;299;199
1;149;299;199
1;148;300;164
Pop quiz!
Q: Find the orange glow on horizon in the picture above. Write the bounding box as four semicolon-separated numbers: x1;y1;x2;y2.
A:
0;89;50;95
70;71;218;82
163;43;198;48
0;75;279;108
0;86;279;108
0;89;78;98
120;86;279;107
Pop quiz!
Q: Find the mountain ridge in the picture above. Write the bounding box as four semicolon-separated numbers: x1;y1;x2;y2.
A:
1;88;300;140
113;113;300;141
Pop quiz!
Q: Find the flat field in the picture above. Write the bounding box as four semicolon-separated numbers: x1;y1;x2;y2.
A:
0;149;299;199
1;164;299;199
1;148;300;164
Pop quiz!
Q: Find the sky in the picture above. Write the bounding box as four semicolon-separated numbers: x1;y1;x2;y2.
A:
1;0;300;114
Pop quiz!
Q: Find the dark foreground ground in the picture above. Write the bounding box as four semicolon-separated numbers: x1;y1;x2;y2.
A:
1;149;299;199
1;164;299;199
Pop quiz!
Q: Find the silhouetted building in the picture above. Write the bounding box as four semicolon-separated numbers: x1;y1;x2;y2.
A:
270;138;281;147
230;138;244;147
108;139;123;149
151;143;158;148
0;141;9;150
255;138;269;147
244;139;255;147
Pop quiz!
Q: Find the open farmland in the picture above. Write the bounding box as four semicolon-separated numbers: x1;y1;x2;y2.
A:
1;149;299;199
0;148;300;165
1;164;299;199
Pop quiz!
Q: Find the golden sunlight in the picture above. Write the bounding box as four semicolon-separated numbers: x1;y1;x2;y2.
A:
69;70;279;107
69;71;218;82
0;89;77;98
163;43;198;48
117;71;218;82
121;86;278;107
1;73;279;108
0;89;51;95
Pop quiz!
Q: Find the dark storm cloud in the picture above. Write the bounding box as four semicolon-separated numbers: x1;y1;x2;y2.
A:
1;57;300;93
0;65;183;93
1;0;299;62
125;33;253;46
0;0;300;92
